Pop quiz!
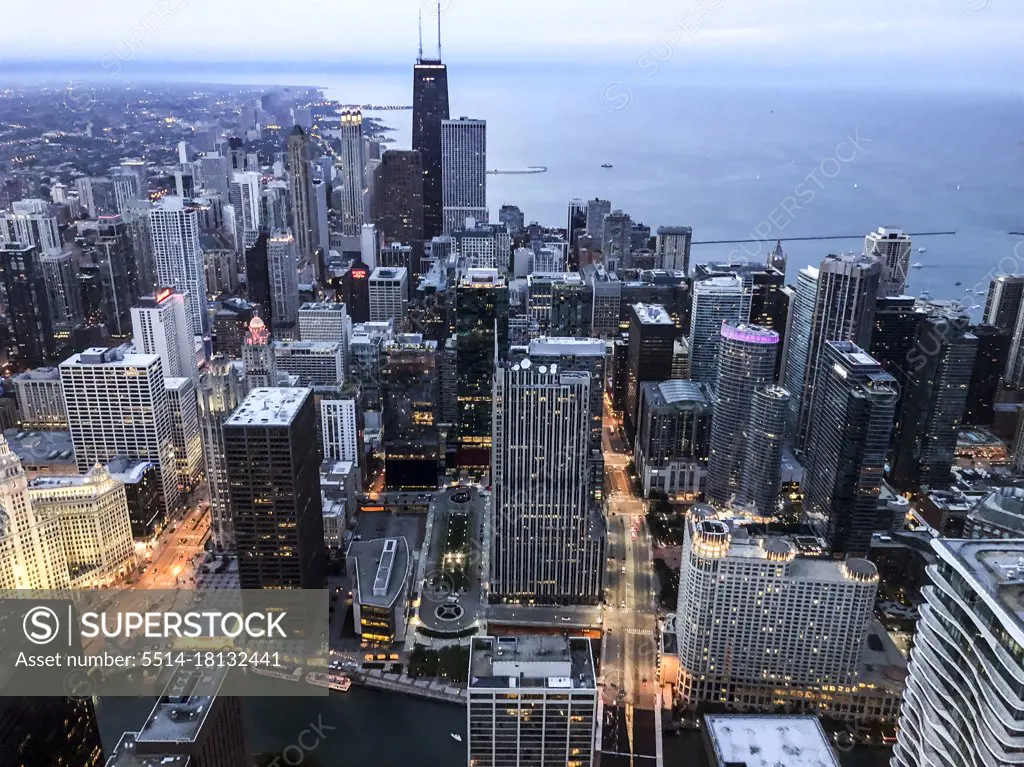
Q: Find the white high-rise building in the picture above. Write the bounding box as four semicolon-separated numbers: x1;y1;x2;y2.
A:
165;377;204;492
369;267;409;330
441;117;487;234
893;538;1024;767
0;434;70;590
131;288;198;380
60;347;179;518
12;367;66;429
198;359;248;550
864;226;912;297
361;223;379;270
229;171;263;252
111;170;142;213
688;275;750;386
1;201;61;253
28;466;135;587
677;506;879;713
272;341;346;386
491;363;603;603
299;301;351;343
268;228;300;338
655;225;693;273
467;635;598;767
150;196;210;336
321;399;359;466
335;108;366;236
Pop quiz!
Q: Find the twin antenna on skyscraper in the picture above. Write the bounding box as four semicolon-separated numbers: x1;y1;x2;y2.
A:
418;2;443;61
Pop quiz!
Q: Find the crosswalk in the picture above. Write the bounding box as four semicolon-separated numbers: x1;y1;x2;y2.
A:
624;628;655;636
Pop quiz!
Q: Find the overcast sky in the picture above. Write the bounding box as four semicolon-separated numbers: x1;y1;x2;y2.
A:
4;0;1024;84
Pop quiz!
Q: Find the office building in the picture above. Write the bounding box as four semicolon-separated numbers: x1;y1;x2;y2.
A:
131;288;198;380
456;269;509;469
677;507;879;712
892;314;978;489
28;466;135;587
864;226;912;297
491;363;603;603
150;196;210;336
963;323;1010;425
373;149;425;244
109;669;249;767
694;262;787;338
41;250;84;344
585;198;611;240
635;380;712;499
241;316;278;387
76;176;118;217
299;300;351;357
0;698;103;767
165;376;203;492
347;537;411;642
441;118;487;233
1;242;59;368
498;203;525;235
81;213;143;337
335;108;367;236
868;295;926;397
451;222;510;270
60;347;179;520
287;125;316;263
984;273;1024;333
412;48;450;239
784;254;881;451
656;225;692;273
369;266;410;330
268;228;300;338
739;385;791;515
705;323;780;508
228;170;262;252
468;635;597;767
0;433;70;590
198;358;248;550
703;716;840;767
584;264;621;338
321;399;359;466
349;320;394;409
272;341;345;387
0;200;62;252
244;232;272;325
13;367;66;430
688;275;748;386
892;538;1024;767
625;303;678;443
212;297;254;356
381;335;440;490
599;209;632;272
224;387;325;589
566;198;587;252
802;342;897;556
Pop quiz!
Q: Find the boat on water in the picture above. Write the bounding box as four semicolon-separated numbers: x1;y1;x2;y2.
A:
601;163;613;169
912;262;924;268
918;247;927;253
451;733;463;742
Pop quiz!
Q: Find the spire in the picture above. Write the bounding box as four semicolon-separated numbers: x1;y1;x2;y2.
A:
436;1;442;60
418;7;424;61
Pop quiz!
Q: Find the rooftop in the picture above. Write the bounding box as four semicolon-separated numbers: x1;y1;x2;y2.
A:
370;266;408;281
721;321;779;346
224;387;311;427
650;380;712;408
272;340;342;353
106;458;155;484
135;669;224;746
299;302;347;313
3;428;75;466
350;536;410;609
470;635;596;691
704;715;839;767
105;733;191;767
528;337;606;357
938;538;1024;648
61;347;160;369
12;367;61;383
970;488;1024;533
631;302;672;325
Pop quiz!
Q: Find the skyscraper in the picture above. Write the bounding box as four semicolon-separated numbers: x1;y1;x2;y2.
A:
785;253;881;451
455;268;509;469
892;314;978;489
655;225;692;273
40;250;84;344
868;295;926;397
369;267;410;330
268;228;300;338
984;273;1024;332
441;117;487;233
705;322;780;508
1;199;61;252
739;384;791;515
688;274;748;386
150;195;210;336
198;358;248;550
0;699;104;767
802;342;897;556
92;214;141;338
634;380;712;499
584;198;611;240
336;108;367;235
373;149;425;244
566;198;587;252
241;316;278;388
381;334;440;490
600;209;632;271
491;363;604;603
892;538;1024;767
467;635;597;767
287;125;316;265
412;28;450;239
321;399;360;466
963;323;1010;425
245;232;272;326
229;170;263;252
864;226;912;297
60;347;179;520
625;303;677;444
224;387;325;589
1;242;59;368
131;288;198;380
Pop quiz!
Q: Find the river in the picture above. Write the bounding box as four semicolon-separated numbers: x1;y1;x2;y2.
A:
97;689;891;766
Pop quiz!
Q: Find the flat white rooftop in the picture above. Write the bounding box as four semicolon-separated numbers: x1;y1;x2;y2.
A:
632;303;672;325
529;337;606;356
225;387;311;427
704;715;840;767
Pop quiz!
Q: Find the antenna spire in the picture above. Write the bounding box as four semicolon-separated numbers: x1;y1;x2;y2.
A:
436;1;442;60
418;8;424;61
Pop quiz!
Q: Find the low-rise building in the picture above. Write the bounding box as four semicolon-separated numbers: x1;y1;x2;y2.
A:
703;715;839;767
12;367;66;429
346;536;411;643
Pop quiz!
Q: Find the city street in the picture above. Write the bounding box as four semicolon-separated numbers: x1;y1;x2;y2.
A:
132;499;212;589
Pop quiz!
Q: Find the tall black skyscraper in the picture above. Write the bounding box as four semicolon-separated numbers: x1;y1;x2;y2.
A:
964;324;1011;426
1;242;57;369
373;149;425;244
245;233;271;326
625;303;677;445
0;697;104;767
224;387;325;589
412;11;450;240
